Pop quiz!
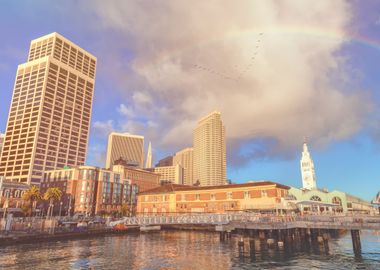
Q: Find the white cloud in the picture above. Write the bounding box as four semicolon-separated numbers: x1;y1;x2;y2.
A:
117;104;135;118
86;0;372;163
92;120;114;138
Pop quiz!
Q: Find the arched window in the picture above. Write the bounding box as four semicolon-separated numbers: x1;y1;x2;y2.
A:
14;190;20;198
332;196;342;206
310;195;321;202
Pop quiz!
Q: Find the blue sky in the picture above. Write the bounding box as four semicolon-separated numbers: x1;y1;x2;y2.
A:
0;1;379;200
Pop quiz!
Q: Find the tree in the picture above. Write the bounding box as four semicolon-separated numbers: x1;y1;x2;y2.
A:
22;186;42;217
44;187;62;217
121;203;130;217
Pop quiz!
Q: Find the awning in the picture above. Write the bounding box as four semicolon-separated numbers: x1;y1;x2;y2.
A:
296;200;340;207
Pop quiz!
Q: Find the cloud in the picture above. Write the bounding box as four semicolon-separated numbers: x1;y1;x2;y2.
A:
92;120;114;138
117;104;135;118
86;0;372;165
86;144;107;167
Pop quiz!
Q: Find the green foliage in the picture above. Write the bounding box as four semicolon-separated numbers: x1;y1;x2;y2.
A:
43;187;63;203
22;186;42;216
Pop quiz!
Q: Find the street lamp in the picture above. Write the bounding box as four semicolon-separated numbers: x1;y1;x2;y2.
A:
67;195;72;217
59;201;63;218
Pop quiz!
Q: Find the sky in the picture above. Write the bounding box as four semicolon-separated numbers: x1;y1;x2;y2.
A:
0;0;379;200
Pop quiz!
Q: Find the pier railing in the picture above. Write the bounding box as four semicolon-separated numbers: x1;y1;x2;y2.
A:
109;213;380;230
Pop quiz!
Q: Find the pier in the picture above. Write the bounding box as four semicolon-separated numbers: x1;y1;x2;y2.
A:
110;213;380;256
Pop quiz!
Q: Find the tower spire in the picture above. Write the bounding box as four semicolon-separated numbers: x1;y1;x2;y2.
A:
300;141;317;190
145;142;152;168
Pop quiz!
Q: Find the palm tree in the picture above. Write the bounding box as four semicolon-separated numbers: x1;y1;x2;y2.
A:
44;187;62;218
22;186;42;217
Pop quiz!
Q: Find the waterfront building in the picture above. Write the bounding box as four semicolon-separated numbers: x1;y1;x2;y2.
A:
154;164;184;185
112;159;160;192
288;187;376;214
145;142;152;168
41;166;139;216
0;33;96;185
0;133;4;156
155;156;173;167
137;181;290;215
173;147;194;186
300;142;317;190
0;176;30;215
106;132;144;169
193;111;226;186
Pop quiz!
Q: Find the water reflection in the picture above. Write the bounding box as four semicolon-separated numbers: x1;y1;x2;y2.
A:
0;230;379;269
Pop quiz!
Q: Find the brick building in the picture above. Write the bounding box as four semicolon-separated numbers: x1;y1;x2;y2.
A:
137;181;290;215
41;166;138;216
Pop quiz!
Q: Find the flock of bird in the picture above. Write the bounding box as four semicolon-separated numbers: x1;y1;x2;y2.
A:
191;32;264;82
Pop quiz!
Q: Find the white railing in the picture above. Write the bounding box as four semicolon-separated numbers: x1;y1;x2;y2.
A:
109;213;380;229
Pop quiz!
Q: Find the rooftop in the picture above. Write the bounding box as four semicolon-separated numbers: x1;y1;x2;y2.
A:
139;181;290;195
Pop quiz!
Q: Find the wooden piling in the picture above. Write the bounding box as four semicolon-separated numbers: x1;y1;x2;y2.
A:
351;230;362;256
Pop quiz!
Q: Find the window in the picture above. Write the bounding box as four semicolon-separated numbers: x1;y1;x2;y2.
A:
210;194;215;200
244;191;250;199
227;192;232;200
261;190;267;197
310;195;322;202
332;197;342;206
195;194;200;200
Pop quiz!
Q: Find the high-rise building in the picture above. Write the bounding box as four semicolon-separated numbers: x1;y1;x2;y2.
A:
173;147;193;185
193;111;226;186
155;156;173;167
154;164;184;185
0;33;96;185
0;133;5;156
145;141;152;169
300;142;317;190
105;132;144;169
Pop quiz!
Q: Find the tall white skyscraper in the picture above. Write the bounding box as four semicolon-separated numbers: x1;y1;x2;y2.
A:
0;33;96;185
106;132;144;168
173;147;193;185
300;142;317;190
0;133;5;157
145;141;152;169
193;111;226;186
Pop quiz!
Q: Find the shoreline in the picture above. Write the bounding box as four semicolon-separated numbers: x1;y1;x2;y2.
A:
0;225;217;247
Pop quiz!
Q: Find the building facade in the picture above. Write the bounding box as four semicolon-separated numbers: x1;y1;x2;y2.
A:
0;133;4;157
0;176;30;214
106;132;144;169
155;156;173;167
0;33;96;185
173;147;193;186
112;164;160;193
40;166;138;216
300;142;317;190
137;181;290;215
288;187;376;214
193;111;226;186
154;164;184;185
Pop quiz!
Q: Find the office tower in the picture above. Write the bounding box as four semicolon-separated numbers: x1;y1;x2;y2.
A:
154;164;184;185
193;111;226;186
300;142;317;190
155;156;173;167
106;132;144;168
145;142;152;168
173;147;193;185
0;133;5;156
0;33;96;185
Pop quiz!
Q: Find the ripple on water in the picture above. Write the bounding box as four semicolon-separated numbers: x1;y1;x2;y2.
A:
0;230;379;270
